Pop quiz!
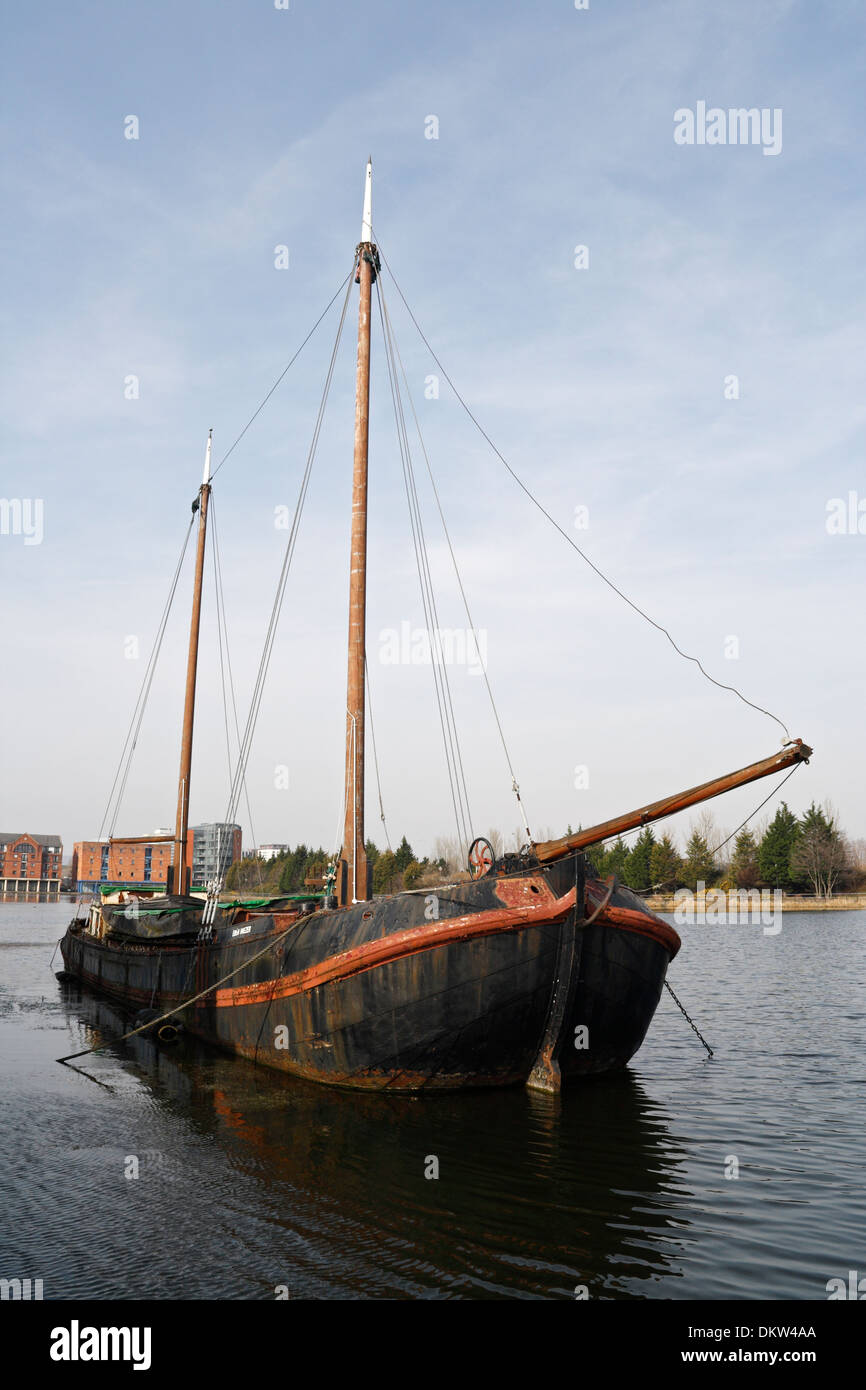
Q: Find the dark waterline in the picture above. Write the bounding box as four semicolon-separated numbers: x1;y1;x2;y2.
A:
0;900;863;1299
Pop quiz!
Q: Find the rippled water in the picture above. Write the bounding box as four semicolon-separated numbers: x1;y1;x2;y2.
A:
0;900;863;1299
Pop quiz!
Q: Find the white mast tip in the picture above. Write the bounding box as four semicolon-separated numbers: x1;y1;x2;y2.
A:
361;160;373;244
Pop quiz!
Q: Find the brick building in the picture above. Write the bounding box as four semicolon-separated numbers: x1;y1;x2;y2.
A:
72;837;174;893
0;833;63;892
72;822;242;893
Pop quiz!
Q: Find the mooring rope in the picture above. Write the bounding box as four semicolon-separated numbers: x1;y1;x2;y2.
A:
56;912;308;1070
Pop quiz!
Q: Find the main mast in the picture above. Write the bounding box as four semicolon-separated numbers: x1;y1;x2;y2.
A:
168;430;212;895
341;160;377;904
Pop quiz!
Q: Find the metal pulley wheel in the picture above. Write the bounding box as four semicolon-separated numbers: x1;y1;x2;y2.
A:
468;837;495;879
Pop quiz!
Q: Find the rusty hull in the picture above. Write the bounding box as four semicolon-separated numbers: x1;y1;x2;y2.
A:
60;860;679;1092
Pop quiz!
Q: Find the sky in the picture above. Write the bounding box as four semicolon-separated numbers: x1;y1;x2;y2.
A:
1;0;863;867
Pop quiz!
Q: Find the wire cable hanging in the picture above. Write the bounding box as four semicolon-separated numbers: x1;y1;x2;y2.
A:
98;514;196;842
592;759;804;895
210;265;356;482
365;655;393;854
375;277;474;855
210;494;263;891
377;275;533;843
371;232;792;746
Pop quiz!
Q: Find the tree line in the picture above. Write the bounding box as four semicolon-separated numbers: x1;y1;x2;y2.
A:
224;835;437;896
224;801;861;902
588;801;857;899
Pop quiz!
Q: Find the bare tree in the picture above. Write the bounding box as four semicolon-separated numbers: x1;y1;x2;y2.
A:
486;827;504;858
848;836;866;887
433;836;464;873
790;826;851;901
688;810;728;875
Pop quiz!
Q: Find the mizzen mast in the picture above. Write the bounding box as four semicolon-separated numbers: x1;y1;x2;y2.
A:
341;160;378;905
168;429;212;895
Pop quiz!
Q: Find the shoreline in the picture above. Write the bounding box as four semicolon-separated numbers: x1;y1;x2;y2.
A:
643;891;866;913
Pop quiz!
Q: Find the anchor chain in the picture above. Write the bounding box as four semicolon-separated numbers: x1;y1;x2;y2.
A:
664;979;714;1057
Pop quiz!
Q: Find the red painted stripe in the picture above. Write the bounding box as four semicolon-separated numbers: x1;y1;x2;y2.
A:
214;886;679;1008
215;895;572;1008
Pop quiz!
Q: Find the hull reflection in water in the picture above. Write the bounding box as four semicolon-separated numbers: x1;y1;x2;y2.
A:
63;984;693;1299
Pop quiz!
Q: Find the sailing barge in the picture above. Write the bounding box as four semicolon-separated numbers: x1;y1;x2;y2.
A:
60;165;811;1092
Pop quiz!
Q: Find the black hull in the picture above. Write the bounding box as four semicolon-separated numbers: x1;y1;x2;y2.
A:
59;865;679;1091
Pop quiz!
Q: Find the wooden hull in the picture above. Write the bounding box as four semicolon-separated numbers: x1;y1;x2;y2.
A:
59;863;680;1091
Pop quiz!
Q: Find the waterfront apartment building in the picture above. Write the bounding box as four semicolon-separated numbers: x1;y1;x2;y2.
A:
0;833;63;893
72;837;173;892
190;823;242;886
258;843;289;861
73;822;242;893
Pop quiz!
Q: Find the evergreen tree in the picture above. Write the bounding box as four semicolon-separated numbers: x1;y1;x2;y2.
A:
757;803;800;889
403;860;423;890
603;837;630;880
394;836;414;872
730;828;760;888
364;839;380;867
682;830;717;889
305;854;326;886
278;843;308;894
649;833;682;890
373;849;398;894
588;844;607;876
624;827;656;891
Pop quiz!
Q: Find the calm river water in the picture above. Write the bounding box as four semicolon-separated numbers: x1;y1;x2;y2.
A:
0;899;863;1300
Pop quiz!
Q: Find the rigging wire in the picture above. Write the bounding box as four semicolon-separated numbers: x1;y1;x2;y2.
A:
378;277;533;842
210;495;264;891
374;276;474;853
210;266;356;482
213;271;356;883
98;514;196;841
703;761;802;872
375;278;471;849
371;232;792;746
591;759;804;895
365;655;393;854
378;278;476;849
